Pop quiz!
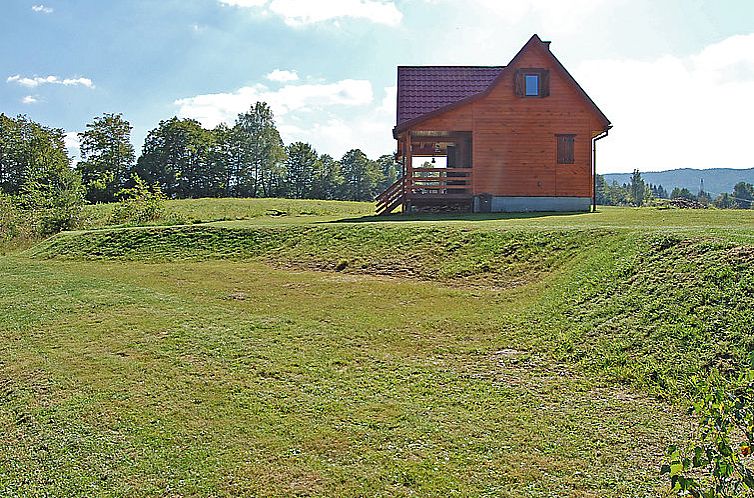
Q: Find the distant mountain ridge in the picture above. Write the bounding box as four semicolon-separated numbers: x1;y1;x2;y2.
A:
603;167;754;196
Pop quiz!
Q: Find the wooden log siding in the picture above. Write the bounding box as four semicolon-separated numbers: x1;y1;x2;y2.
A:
405;41;607;198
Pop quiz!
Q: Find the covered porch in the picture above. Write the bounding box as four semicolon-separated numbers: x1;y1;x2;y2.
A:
376;130;474;215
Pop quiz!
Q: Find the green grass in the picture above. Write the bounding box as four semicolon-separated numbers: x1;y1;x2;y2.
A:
3;199;754;496
0;257;683;496
81;197;376;229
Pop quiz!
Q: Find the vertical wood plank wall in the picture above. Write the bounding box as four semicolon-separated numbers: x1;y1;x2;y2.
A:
406;44;606;198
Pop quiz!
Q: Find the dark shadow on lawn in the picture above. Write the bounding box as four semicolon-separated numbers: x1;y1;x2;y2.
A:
326;211;589;224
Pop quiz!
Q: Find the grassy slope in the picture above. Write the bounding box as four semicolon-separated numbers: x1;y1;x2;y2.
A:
80;197;376;229
0;258;680;497
2;200;754;496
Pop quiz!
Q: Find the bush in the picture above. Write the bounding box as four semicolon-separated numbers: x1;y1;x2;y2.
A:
0;194;32;245
663;353;754;496
17;167;86;236
110;175;170;225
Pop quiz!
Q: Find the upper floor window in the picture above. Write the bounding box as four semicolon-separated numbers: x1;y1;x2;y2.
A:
525;74;539;96
515;68;550;97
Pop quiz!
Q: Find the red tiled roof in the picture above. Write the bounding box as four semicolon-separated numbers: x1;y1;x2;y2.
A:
396;66;504;125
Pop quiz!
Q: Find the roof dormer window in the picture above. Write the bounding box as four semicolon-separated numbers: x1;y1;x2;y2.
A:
515;68;550;98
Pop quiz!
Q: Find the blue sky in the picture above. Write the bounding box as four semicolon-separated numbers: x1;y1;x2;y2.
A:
2;0;754;173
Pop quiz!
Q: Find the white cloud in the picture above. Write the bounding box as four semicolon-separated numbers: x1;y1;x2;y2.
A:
422;0;610;36
474;0;606;23
31;4;53;14
219;0;402;26
64;132;81;164
219;0;266;6
175;79;373;128
21;95;39;104
266;69;299;82
175;79;394;158
7;74;95;89
64;132;80;150
574;33;754;172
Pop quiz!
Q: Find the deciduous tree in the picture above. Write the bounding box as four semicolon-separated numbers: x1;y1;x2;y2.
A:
76;113;135;203
234;103;286;198
284;142;318;198
340;149;382;201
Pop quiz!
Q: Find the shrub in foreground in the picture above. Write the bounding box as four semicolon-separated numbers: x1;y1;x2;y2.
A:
110;175;173;225
663;354;754;496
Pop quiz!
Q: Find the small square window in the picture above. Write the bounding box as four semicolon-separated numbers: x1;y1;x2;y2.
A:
525;74;539;96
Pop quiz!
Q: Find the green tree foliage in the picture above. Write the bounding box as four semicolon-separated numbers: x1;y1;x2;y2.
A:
714;193;735;209
0;193;33;244
0;114;72;195
136;117;220;198
311;153;344;200
376;153;401;192
110;175;168;225
732;182;754;209
0;114;84;236
663;354;754;496
19;163;85;235
671;187;696;201
650;183;669;199
127;103;393;203
697;189;712;207
284;142;317;198
607;181;630;205
595;174;607;204
340;149;383;201
210;123;242;197
630;169;646;206
76;113;135;203
234;103;287;198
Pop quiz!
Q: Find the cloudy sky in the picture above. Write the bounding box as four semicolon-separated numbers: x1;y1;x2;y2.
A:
1;0;753;173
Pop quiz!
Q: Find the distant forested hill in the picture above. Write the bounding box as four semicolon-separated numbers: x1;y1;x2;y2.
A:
603;167;754;195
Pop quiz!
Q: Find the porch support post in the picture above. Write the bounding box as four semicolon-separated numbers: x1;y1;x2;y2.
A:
404;130;413;213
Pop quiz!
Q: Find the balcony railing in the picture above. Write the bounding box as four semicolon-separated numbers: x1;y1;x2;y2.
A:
407;167;472;196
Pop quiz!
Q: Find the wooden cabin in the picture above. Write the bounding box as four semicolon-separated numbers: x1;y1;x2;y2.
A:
376;34;611;215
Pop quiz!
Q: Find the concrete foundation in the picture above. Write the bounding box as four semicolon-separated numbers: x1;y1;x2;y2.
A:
473;196;591;213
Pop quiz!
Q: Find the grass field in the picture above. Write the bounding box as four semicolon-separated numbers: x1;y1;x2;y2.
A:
2;199;754;496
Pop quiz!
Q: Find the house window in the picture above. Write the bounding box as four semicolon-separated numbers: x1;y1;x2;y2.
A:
525;74;539;96
514;68;550;97
556;134;575;164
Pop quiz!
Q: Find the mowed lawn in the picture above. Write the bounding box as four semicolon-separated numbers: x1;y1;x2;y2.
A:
4;202;754;496
2;257;678;497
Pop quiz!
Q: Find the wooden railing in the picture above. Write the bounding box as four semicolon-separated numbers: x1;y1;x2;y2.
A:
375;167;473;215
407;167;472;194
375;175;406;215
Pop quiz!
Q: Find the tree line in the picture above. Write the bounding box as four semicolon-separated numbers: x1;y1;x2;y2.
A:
596;170;754;209
0;104;402;238
1;103;402;206
80;103;399;203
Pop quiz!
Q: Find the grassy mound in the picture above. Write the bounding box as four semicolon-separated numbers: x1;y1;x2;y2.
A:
81;197;375;229
28;223;754;397
28;225;605;287
530;233;754;397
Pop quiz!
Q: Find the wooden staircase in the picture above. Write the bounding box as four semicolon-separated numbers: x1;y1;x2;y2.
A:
375;175;406;215
376;168;474;215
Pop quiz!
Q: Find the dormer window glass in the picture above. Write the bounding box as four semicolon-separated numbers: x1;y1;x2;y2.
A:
525;74;539;96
